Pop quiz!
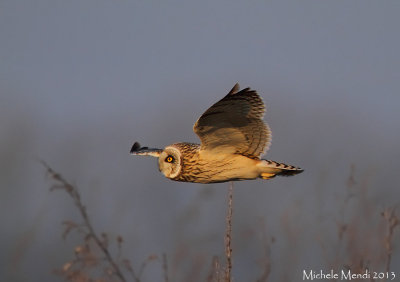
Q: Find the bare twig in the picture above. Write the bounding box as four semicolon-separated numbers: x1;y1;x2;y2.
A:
206;256;221;282
225;182;234;282
256;219;273;282
122;258;141;282
41;161;127;282
382;208;399;274
162;253;169;282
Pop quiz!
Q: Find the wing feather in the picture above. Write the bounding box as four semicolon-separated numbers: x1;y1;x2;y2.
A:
193;83;271;158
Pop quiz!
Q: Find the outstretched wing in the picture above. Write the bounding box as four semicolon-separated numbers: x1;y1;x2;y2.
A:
130;142;162;157
193;83;271;158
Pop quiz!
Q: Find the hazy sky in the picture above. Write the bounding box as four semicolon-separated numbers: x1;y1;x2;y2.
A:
1;1;399;281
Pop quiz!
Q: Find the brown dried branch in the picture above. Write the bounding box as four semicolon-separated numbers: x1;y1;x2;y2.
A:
41;160;127;282
256;221;274;282
122;258;140;282
206;256;221;282
162;253;169;282
381;207;399;273
121;254;160;282
224;182;234;282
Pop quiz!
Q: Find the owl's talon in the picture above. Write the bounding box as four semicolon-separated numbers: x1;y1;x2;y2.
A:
261;173;276;180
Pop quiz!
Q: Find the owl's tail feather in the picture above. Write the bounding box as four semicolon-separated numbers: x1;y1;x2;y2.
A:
259;160;303;179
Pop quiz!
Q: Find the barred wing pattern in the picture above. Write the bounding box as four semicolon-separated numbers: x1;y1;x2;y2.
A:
193;83;271;158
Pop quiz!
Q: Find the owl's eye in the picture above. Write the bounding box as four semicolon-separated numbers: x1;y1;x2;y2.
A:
165;155;174;163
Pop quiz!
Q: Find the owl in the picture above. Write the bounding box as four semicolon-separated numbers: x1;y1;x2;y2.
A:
130;83;303;183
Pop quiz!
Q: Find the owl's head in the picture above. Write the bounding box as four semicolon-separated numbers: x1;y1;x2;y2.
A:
130;142;182;180
158;146;182;179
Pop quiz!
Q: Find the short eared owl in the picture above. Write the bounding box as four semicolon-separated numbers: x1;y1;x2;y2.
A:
131;83;303;183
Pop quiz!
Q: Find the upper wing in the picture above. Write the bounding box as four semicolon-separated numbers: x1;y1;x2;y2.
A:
193;83;271;158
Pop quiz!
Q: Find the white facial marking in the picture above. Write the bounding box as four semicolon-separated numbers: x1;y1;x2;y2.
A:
158;146;181;179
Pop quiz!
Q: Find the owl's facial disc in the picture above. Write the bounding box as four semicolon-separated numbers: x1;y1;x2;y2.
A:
158;147;181;179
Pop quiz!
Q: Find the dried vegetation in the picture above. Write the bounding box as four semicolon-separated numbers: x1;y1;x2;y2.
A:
42;162;399;281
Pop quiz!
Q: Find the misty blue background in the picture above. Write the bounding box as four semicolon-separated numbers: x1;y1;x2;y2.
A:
1;1;399;281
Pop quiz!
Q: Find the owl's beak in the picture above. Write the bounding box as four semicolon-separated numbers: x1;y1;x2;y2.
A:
130;142;162;157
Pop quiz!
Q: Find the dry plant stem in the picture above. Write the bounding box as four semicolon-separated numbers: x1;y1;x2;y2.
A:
206;256;220;282
162;253;169;282
382;208;399;274
41;161;127;282
225;181;233;282
256;223;272;282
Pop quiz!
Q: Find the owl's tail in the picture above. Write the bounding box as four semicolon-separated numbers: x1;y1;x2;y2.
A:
258;160;304;179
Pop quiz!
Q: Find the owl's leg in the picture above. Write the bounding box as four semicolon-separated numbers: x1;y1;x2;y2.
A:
260;172;276;180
